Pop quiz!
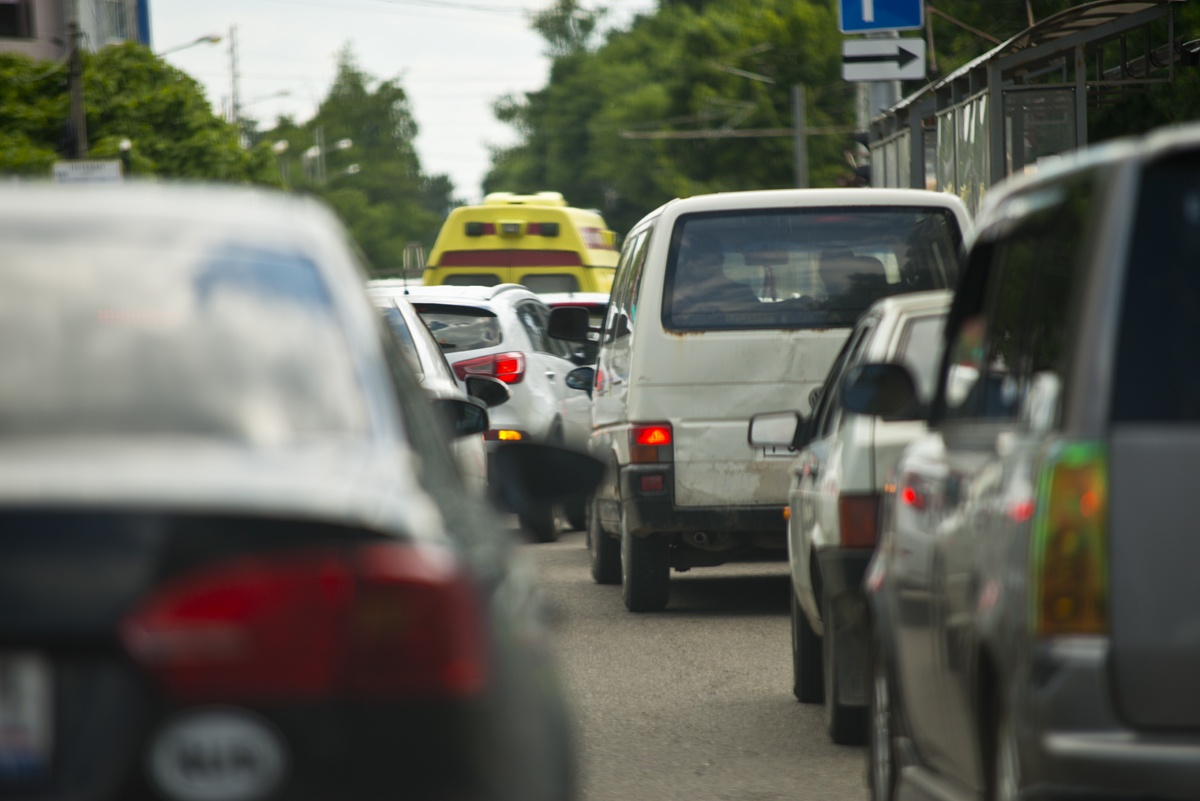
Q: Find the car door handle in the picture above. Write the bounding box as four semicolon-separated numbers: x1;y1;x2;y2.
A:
545;371;556;380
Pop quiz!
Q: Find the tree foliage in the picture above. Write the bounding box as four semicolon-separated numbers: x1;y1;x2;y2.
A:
260;46;456;275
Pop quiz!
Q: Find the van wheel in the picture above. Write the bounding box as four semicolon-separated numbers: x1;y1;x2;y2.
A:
621;526;669;612
565;497;587;532
521;508;559;543
868;640;897;801
589;499;621;585
823;582;868;744
791;588;824;703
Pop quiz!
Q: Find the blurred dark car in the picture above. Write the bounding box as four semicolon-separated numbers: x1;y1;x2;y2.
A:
0;184;597;801
847;124;1200;801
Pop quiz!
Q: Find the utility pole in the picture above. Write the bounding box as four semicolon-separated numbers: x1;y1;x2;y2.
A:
67;3;87;158
792;84;807;188
228;25;240;126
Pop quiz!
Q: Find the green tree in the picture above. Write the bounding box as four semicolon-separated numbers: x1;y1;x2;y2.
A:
0;43;275;182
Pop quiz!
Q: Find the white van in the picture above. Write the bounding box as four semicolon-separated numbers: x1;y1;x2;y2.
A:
551;189;970;611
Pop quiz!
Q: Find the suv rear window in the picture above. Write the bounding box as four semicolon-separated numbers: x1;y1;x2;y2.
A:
662;207;962;331
413;304;502;353
1112;154;1200;422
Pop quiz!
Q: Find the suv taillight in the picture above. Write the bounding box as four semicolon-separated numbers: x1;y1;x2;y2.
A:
1032;442;1109;637
452;352;526;384
838;493;881;548
630;423;672;464
121;544;486;702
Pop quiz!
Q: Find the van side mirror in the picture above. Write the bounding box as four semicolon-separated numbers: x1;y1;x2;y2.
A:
548;306;591;342
465;375;511;408
748;411;804;448
841;363;920;420
433;397;489;438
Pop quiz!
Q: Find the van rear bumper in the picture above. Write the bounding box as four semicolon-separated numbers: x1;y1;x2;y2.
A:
615;465;786;538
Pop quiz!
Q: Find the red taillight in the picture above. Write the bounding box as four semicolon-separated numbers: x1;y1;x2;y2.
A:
451;351;526;384
838;494;881;548
121;544;486;702
630;423;672;464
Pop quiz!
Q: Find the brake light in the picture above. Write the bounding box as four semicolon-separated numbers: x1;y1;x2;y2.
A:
464;222;495;237
630;423;673;464
838;494;881;548
1032;442;1108;637
452;352;526;384
121;544;485;702
484;429;525;441
526;222;559;237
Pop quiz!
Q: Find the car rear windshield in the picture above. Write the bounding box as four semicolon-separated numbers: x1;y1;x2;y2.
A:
1112;153;1200;422
662;207;962;331
0;230;370;443
413;304;503;352
897;313;947;402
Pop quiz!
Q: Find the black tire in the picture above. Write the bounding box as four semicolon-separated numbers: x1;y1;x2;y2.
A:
621;523;669;612
589;499;621;585
565;497;587;532
822;582;868;745
791;588;824;703
991;699;1021;801
868;640;897;801
521;507;559;543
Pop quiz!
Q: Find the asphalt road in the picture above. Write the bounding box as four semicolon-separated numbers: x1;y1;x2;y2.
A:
526;529;869;801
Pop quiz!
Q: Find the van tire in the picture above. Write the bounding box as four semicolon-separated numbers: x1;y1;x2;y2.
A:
521;508;559;543
791;588;824;703
621;527;669;612
589;499;621;584
823;582;868;744
565;498;587;532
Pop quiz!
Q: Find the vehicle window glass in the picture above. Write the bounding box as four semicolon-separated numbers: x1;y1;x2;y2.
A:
0;237;370;442
895;314;946;403
816;319;876;438
532;303;573;359
517;302;552;353
413;304;502;353
522;273;580;294
1112;153;1200;421
662;207;963;332
607;229;647;342
443;274;500;287
942;176;1092;422
379;305;424;379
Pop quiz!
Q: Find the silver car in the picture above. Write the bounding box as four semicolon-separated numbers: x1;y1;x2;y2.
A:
845;123;1200;801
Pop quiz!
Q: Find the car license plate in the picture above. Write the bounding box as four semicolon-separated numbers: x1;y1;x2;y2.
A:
0;653;52;779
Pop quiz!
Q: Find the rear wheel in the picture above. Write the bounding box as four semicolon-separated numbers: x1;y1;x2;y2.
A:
521;508;559;543
868;641;897;801
822;582;868;744
589;499;621;585
621;523;669;612
564;497;587;532
791;588;824;703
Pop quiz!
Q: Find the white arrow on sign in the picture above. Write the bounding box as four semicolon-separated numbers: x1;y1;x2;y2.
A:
842;39;926;82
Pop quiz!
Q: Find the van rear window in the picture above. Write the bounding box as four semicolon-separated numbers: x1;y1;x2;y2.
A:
662;207;962;331
412;304;502;352
1112;154;1200;422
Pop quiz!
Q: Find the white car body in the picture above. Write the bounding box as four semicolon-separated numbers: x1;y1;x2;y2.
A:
368;288;491;496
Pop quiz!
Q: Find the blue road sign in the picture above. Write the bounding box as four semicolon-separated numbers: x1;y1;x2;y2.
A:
840;0;923;33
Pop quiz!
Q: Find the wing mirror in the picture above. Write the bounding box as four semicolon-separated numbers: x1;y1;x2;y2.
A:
841;363;921;420
748;411;807;450
433;397;489;438
465;375;510;408
565;366;595;399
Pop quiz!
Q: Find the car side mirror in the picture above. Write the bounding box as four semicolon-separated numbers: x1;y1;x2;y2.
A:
465;375;510;408
488;442;604;517
548;306;591;342
841;363;920;420
565;366;595;399
748;411;805;448
433;397;489;438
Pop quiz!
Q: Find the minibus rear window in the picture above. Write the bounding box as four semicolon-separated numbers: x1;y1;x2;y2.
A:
662;207;962;331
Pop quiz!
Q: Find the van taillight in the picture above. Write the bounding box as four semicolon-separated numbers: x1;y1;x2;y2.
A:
121;544;486;702
452;352;526;384
630;423;672;464
464;222;495;237
1032;442;1109;637
526;222;560;237
838;494;881;548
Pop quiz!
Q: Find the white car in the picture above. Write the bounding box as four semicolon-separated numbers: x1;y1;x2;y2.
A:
368;287;509;497
401;283;593;540
750;289;951;744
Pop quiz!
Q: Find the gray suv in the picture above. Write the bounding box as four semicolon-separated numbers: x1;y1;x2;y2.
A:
846;123;1200;801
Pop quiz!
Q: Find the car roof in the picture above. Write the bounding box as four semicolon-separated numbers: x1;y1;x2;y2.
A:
393;283;541;306
537;291;610;307
867;289;954;319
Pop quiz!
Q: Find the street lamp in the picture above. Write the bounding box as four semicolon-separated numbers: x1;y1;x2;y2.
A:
157;34;222;57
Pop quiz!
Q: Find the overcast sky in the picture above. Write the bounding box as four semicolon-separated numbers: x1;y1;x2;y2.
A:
150;0;654;203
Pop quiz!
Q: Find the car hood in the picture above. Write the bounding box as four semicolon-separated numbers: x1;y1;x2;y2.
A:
0;436;447;541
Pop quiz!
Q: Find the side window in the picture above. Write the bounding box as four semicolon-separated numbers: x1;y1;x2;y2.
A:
606;229;648;342
941;175;1093;423
516;302;552;353
814;318;876;439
